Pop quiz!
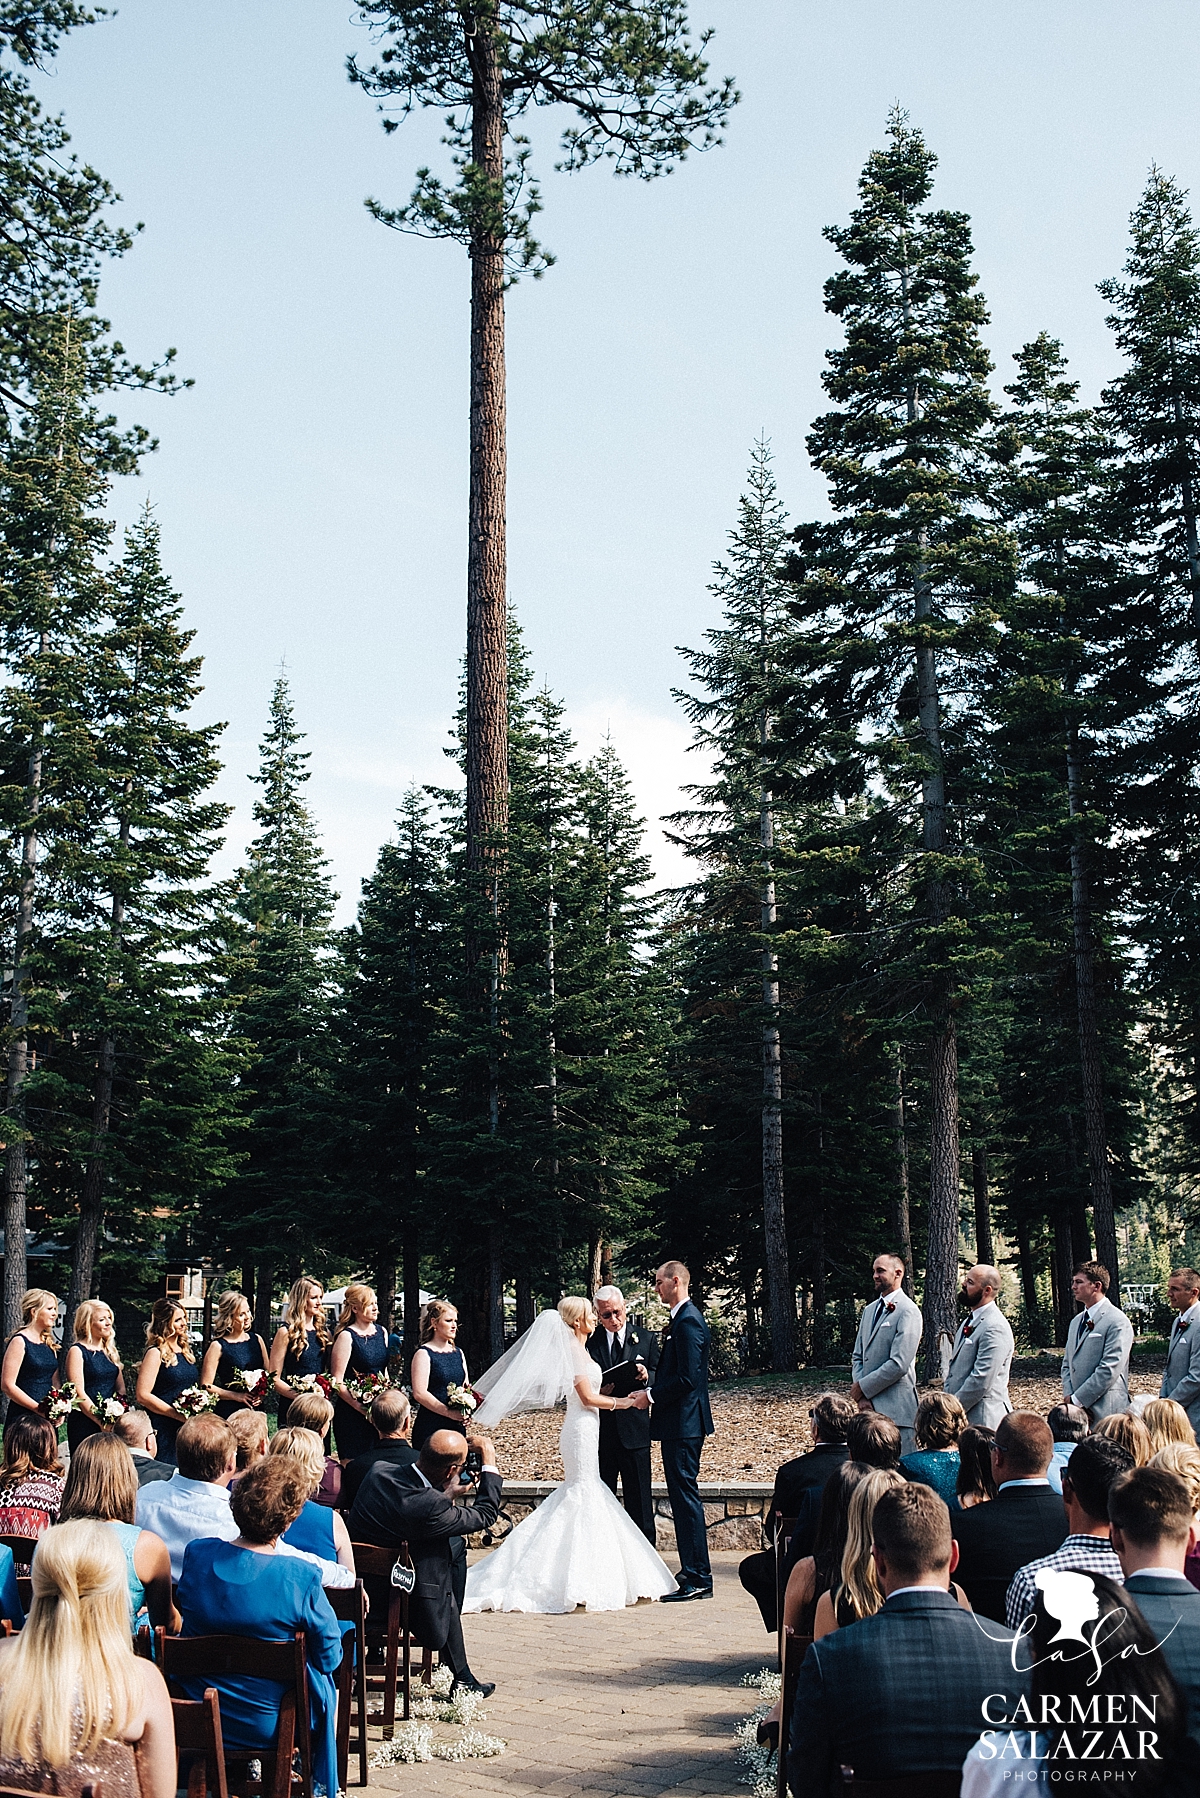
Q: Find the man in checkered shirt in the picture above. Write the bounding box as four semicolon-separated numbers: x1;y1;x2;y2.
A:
1005;1433;1134;1628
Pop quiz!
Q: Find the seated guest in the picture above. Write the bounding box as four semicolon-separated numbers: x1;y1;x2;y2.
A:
813;1467;908;1638
284;1393;342;1508
0;1519;176;1798
899;1392;967;1508
339;1387;417;1512
135;1413;239;1577
953;1412;1067;1622
845;1410;901;1469
739;1391;852;1632
176;1459;343;1798
58;1432;176;1630
0;1416;63;1538
113;1408;173;1486
1108;1464;1200;1749
962;1572;1190;1795
787;1482;1028;1793
269;1428;355;1572
226;1406;269;1476
347;1427;501;1698
0;1548;21;1632
1150;1443;1200;1590
1045;1401;1089;1494
1094;1408;1152;1465
955;1425;997;1508
1004;1433;1132;1628
1144;1396;1196;1457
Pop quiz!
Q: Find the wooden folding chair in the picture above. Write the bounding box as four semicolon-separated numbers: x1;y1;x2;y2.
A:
773;1513;797;1664
170;1689;230;1798
352;1541;427;1735
324;1579;368;1788
156;1630;312;1798
775;1624;812;1798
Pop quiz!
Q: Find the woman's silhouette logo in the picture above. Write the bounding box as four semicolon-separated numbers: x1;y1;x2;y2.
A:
1034;1569;1100;1642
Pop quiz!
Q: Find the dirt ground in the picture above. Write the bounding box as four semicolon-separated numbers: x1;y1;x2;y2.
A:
484;1358;1168;1484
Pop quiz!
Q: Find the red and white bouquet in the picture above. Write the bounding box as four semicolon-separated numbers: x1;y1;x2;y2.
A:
341;1370;392;1409
95;1396;127;1429
45;1383;78;1425
174;1386;219;1419
445;1382;480;1422
291;1373;334;1400
230;1367;269;1405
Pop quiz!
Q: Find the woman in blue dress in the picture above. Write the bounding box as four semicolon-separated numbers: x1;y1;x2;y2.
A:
268;1278;331;1431
199;1292;269;1420
65;1301;127;1454
177;1458;343;1798
898;1391;967;1510
0;1290;61;1442
329;1284;390;1461
134;1301;198;1467
410;1299;470;1450
267;1429;355;1574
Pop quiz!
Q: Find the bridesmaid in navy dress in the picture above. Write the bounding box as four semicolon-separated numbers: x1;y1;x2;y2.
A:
329;1284;390;1461
0;1290;60;1440
134;1300;198;1466
199;1292;269;1419
268;1277;331;1430
64;1299;127;1452
410;1299;470;1451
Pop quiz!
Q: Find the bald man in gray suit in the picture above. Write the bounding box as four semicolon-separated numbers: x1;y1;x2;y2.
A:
944;1264;1014;1430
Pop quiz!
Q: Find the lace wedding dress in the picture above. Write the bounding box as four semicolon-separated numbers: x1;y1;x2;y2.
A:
462;1319;677;1614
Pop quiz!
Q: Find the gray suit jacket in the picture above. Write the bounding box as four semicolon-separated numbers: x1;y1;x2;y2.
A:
1161;1308;1200;1435
944;1301;1014;1428
851;1288;922;1428
1061;1295;1133;1419
1123;1572;1200;1749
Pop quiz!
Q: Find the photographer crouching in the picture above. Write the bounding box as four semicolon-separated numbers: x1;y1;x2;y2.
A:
346;1427;501;1697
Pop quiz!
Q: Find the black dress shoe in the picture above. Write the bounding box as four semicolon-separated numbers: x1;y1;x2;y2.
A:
756;1718;779;1751
661;1582;713;1602
450;1676;496;1699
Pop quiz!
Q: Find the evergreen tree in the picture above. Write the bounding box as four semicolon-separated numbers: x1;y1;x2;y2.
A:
782;110;1014;1370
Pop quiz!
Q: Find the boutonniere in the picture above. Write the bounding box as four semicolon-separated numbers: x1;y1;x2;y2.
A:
1178;1319;1191;1333
1083;1316;1095;1332
962;1320;974;1338
885;1301;895;1315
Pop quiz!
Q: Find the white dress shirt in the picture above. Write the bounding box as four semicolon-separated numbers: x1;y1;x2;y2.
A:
136;1471;351;1585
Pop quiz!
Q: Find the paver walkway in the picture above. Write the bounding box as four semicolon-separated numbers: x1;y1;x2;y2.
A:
369;1550;767;1798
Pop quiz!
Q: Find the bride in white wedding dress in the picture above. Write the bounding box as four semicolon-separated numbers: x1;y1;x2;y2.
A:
462;1297;677;1614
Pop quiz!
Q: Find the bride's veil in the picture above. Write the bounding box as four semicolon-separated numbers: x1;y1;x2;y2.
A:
472;1308;590;1426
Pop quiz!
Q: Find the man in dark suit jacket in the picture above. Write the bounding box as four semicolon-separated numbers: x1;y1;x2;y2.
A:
339;1387;419;1511
588;1285;659;1542
1110;1464;1200;1748
115;1409;175;1486
738;1392;854;1632
648;1260;714;1601
347;1427;501;1697
952;1410;1068;1622
787;1482;1029;1792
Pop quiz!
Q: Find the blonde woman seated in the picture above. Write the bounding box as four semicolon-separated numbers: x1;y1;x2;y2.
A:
284;1392;342;1508
227;1407;269;1478
1149;1442;1200;1590
58;1434;177;1632
0;1519;176;1798
1094;1411;1153;1465
1142;1398;1195;1457
814;1469;972;1640
268;1428;355;1573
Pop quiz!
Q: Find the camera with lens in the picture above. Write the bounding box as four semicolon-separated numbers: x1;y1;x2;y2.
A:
459;1445;483;1484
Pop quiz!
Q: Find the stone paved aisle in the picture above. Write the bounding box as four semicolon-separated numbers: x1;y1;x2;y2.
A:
368;1551;768;1798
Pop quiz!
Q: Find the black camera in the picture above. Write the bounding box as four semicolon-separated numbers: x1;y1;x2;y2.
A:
460;1446;483;1484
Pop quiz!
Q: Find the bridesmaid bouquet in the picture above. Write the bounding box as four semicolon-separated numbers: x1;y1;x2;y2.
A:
342;1370;391;1408
45;1383;78;1425
95;1396;127;1429
446;1381;480;1421
230;1367;269;1404
291;1373;334;1399
175;1385;219;1418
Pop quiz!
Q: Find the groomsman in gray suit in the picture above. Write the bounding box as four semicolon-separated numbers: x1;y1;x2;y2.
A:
944;1264;1013;1428
1161;1266;1200;1439
1060;1260;1133;1421
849;1253;922;1453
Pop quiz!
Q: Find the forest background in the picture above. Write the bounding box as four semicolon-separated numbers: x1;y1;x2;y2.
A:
2;1;1200;1379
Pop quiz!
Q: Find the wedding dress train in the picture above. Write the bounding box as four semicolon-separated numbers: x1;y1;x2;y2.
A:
463;1341;676;1614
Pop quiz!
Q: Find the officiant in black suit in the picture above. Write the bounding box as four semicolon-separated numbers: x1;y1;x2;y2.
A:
588;1285;659;1542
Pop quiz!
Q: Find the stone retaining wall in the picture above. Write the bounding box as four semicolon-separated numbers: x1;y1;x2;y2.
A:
474;1480;774;1553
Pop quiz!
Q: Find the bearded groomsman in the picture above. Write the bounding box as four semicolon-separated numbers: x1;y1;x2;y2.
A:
944;1265;1014;1428
1161;1267;1200;1439
1061;1261;1133;1422
849;1254;922;1454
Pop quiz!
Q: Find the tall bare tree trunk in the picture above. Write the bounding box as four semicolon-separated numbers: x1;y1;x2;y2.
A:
4;711;44;1340
972;1141;993;1267
486;1229;504;1365
891;1053;914;1296
1015;1217;1040;1340
760;768;793;1369
402;1223;421;1371
252;1259;274;1345
1065;723;1118;1289
375;1254;397;1335
1053;1210;1075;1346
587;1235;603;1297
515;1273;534;1335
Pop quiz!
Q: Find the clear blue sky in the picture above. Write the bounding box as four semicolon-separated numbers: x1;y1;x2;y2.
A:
32;0;1200;916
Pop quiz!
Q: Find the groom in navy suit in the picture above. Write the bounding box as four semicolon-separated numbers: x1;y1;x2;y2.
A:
646;1260;714;1601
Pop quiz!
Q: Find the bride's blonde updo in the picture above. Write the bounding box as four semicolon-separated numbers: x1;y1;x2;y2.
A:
557;1296;596;1334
